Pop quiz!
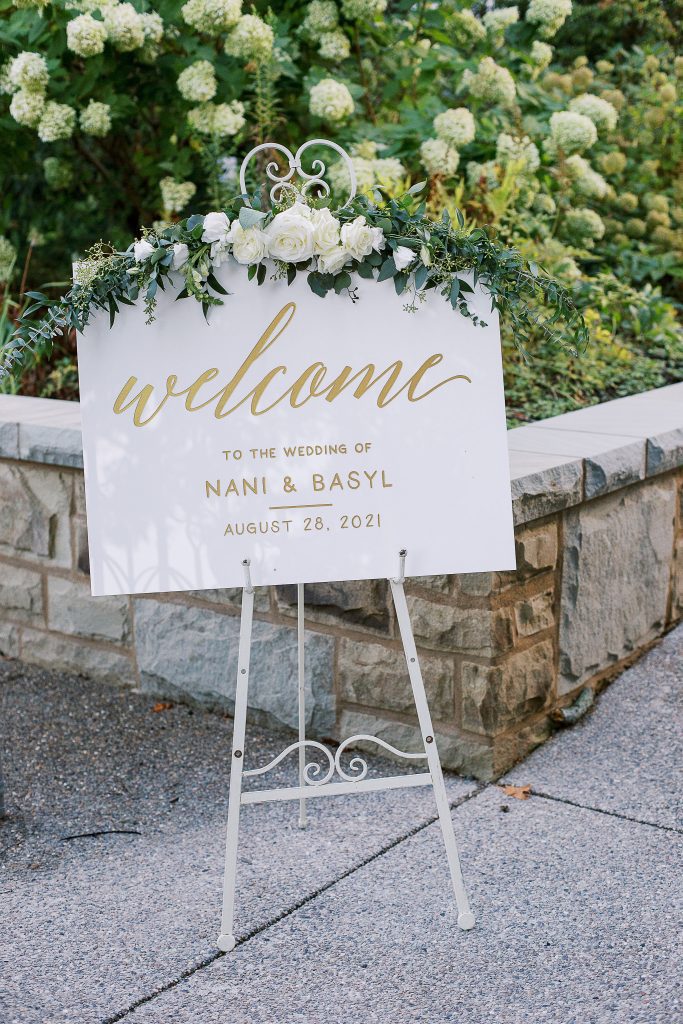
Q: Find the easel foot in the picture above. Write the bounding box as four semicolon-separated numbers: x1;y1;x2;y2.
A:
457;911;476;931
216;933;236;952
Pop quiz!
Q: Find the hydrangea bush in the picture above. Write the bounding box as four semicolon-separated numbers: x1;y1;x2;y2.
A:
0;0;681;417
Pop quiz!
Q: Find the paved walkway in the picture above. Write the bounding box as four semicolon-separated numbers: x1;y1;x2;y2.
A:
1;625;681;1024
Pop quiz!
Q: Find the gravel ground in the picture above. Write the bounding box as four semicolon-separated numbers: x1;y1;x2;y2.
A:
1;623;681;1024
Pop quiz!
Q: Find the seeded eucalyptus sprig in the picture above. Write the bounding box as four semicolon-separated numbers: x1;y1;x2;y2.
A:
0;184;588;381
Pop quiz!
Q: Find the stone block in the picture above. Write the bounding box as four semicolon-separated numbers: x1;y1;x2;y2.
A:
74;473;87;517
18;423;83;469
511;459;583;526
0;562;44;625
454;573;495;597
406;595;513;656
74;518;90;575
584;441;645;500
185;587;271;614
646;428;683;476
20;627;133;683
514;590;554;638
559;479;676;693
134;598;335;734
671;533;683;621
461;639;555;736
337;709;494;780
276;579;389;631
0;421;19;459
337;637;454;720
47;576;131;643
492;713;555;777
0;621;20;657
0;462;72;567
409;575;451;594
514;522;558;579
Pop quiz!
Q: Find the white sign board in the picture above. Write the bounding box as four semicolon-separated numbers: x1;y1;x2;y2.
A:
77;266;515;596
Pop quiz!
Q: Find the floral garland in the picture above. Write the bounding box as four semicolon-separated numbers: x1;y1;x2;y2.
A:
0;185;588;380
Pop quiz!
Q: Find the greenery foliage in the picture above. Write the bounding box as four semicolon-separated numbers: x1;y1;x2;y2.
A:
0;0;681;421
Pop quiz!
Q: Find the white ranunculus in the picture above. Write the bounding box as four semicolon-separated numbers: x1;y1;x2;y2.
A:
171;242;190;270
393;245;416;271
201;211;231;245
265;209;315;263
227;223;269;265
310;207;341;254
133;238;155;261
317;246;350;275
340;216;385;260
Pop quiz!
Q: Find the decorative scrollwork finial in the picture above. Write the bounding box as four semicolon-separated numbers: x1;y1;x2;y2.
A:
239;139;357;209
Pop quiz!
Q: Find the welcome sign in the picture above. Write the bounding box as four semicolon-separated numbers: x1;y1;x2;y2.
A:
77;266;515;596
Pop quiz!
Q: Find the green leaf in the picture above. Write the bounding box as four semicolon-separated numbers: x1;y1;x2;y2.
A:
287;265;296;286
449;278;460;308
239;207;268;230
334;271;352;294
207;273;228;295
414;265;429;290
377;257;397;282
407;180;427;195
356;261;375;279
247;264;258;281
307;274;329;298
186;214;204;231
256;263;266;286
175;288;189;301
394;273;408;295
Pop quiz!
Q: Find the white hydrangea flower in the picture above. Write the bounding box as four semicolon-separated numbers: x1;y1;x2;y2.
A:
177;60;216;102
302;0;338;37
420;138;460;177
531;40;553;69
226;222;269;265
341;0;387;20
37;101;77;142
0;61;14;96
181;0;242;34
550;110;597;153
433;107;475;147
160;177;197;213
565;154;608;198
451;9;486;46
328;153;405;196
103;3;145;52
67;14;108;57
483;5;519;40
340;215;384;259
496;133;540;172
141;11;164;43
526;0;572;39
9;88;45;127
562;207;605;246
43;156;73;189
225;14;274;61
0;236;17;284
9;52;49;92
187;100;245;137
463;57;516;106
79;100;111;137
568;93;618;134
466;159;499;190
319;30;350;61
13;0;48;8
309;78;354;121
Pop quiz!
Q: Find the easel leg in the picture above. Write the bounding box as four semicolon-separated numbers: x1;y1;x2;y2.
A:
390;577;476;931
217;562;255;952
297;582;307;828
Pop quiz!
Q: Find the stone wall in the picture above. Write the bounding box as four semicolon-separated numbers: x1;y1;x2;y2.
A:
0;386;681;780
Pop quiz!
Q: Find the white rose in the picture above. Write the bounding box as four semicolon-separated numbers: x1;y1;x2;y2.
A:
394;245;416;271
227;222;269;265
133;239;155;261
202;211;231;245
310;207;341;254
340;216;385;260
265;209;315;263
171;242;190;270
317;246;350;275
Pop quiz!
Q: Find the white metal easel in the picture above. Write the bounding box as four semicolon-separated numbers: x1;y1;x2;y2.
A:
216;141;474;950
216;551;475;952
